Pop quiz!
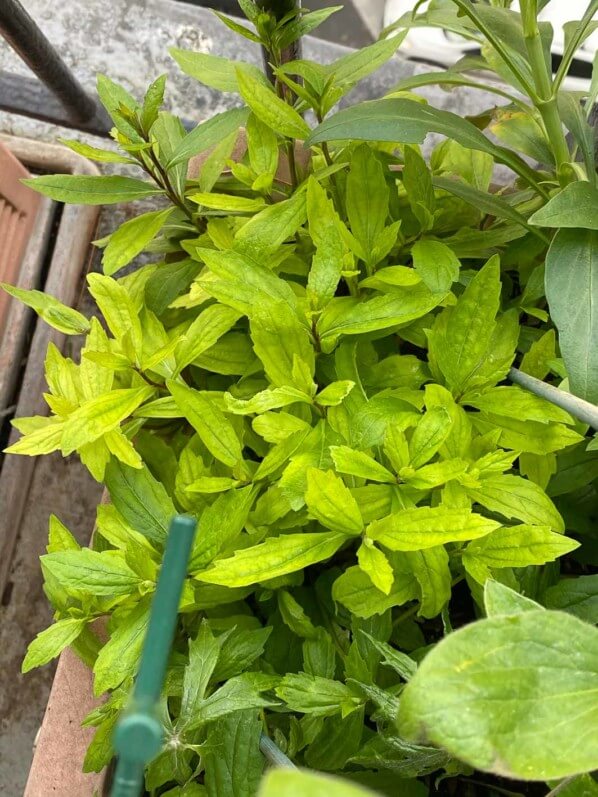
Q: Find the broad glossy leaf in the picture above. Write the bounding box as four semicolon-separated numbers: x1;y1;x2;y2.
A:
4;418;64;456
87;273;142;356
398;610;598;780
198;532;346;587
22;175;162;204
59;139;132;164
226;387;310;416
368;507;499;551
317;284;444;349
409;407;452;469
198;248;297;316
545;228;598;403
559;92;596;183
403;145;435;231
278;590;317;639
465;386;573;425
145;259;201;316
316;380;354;407
189;486;255;572
213;626;272;682
304;707;364;771
189;192;265;213
471;412;582;456
276;7;342;49
328;35;403;88
489;109;554;166
432;176;533;231
151;111;188;194
179;622;221;728
360;632;417;681
483;580;543;617
250;301;314;391
185;673;276;730
234;191;307;261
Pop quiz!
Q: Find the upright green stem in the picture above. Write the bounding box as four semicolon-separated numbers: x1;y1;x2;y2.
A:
523;17;570;182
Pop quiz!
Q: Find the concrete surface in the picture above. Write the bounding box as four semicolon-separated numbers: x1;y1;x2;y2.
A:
0;2;502;794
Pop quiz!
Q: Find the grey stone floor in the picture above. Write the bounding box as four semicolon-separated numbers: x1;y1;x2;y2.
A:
0;2;500;793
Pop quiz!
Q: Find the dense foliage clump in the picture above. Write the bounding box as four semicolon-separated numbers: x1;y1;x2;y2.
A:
5;1;598;795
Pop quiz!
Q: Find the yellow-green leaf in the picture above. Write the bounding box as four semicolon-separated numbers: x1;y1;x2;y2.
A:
198;532;346;587
168;380;243;469
22;618;87;673
61;387;153;455
102;208;173;276
236;65;310;140
357;541;394;594
1;283;90;334
305;468;363;535
368;507;499;551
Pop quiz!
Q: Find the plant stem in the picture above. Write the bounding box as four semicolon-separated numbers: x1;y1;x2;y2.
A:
523;18;570;181
148;151;196;224
393;603;419;628
286;139;299;190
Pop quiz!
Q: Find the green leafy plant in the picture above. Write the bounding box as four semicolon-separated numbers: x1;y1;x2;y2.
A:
322;0;598;406
3;1;598;795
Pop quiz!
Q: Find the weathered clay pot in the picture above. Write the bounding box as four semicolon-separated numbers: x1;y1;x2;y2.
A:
0;135;100;595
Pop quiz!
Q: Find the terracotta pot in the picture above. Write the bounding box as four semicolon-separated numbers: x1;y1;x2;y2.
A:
0;143;41;339
24;648;107;797
0;135;101;595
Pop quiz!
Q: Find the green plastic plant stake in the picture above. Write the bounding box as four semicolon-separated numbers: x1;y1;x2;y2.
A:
110;514;197;797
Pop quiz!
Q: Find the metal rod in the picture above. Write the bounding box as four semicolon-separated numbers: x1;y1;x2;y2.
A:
111;515;197;797
0;71;112;135
259;733;297;768
0;0;100;123
509;367;598;430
